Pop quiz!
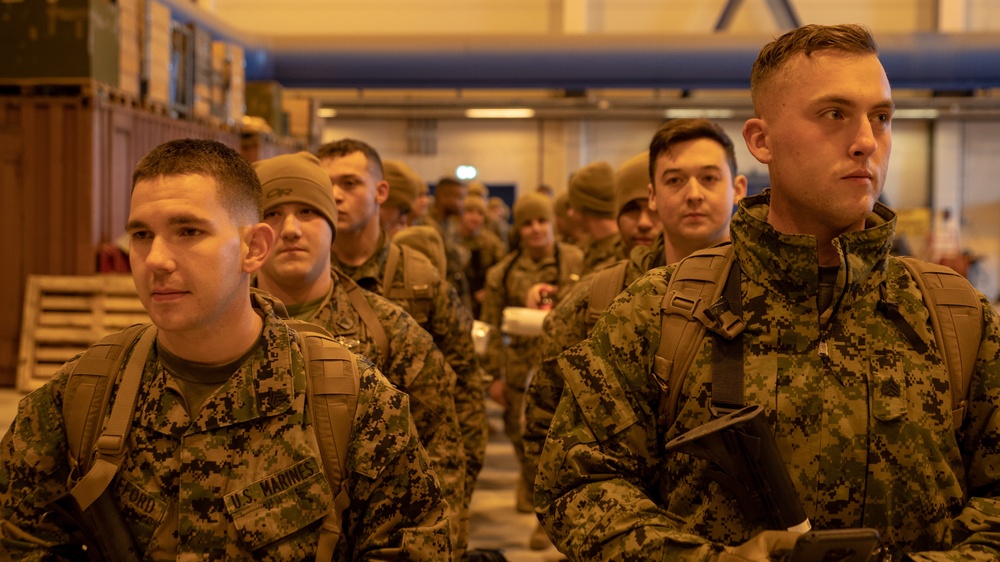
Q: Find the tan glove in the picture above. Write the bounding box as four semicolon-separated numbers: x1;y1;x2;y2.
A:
715;530;803;562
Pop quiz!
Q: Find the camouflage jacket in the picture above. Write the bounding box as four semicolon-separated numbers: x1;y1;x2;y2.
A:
581;232;626;276
523;234;667;485
306;270;466;551
536;193;1000;561
334;231;488;499
0;292;450;560
480;242;584;386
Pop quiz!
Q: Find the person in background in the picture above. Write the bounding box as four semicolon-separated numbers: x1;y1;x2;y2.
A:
420;176;473;308
536;24;1000;560
488;196;512;250
553;190;586;250
480;192;583;515
458;195;507;319
316;138;491;561
379;158;422;240
524;119;747;551
567;161;626;274
0;139;450;559
252;151;467;554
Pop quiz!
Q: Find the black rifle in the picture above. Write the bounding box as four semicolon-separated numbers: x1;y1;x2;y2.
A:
45;488;141;562
664;404;810;532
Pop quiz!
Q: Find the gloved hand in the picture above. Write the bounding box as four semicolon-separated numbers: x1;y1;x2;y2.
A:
715;530;803;562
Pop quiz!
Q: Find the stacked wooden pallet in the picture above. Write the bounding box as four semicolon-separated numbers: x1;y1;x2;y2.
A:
17;275;149;392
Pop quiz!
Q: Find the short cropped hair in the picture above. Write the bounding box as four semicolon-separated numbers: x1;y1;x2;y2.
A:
131;138;262;224
750;24;878;113
315;138;385;181
648;118;738;184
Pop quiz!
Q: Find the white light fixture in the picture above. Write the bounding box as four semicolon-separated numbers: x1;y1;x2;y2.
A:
664;108;735;119
317;108;337;118
464;108;536;119
456;165;477;180
892;108;940;119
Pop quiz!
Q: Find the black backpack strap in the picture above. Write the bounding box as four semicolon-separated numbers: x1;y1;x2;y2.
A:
708;259;745;416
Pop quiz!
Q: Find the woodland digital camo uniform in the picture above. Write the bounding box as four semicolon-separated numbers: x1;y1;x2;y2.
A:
536;193;1000;561
0;292;450;560
333;231;489;524
269;268;467;553
580;231;626;275
522;232;666;502
480;241;584;490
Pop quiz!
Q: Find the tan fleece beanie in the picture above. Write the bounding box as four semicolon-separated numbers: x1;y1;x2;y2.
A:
513;192;554;229
615;151;651;217
382;159;421;211
463;195;488;215
255;152;337;237
568;161;616;218
467;179;489;198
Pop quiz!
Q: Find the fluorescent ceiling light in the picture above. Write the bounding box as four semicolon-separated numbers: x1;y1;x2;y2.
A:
317;108;337;118
892;108;940;119
465;108;536;118
664;108;735;119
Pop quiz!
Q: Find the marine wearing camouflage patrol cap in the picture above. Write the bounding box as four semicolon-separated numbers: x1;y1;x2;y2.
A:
255;151;338;236
568;161;616;218
383;159;421;212
615;151;651;218
513;192;554;229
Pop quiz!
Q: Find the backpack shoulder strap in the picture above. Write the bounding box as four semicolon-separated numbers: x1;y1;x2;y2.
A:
333;269;389;359
586;260;630;334
897;256;984;427
381;242;402;297
285;320;360;562
63;323;156;511
654;244;743;426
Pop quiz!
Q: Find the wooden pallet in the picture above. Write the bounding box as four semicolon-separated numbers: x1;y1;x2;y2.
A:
17;275;150;392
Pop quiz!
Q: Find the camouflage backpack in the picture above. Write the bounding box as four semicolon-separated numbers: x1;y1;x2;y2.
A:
647;243;985;428
57;319;359;562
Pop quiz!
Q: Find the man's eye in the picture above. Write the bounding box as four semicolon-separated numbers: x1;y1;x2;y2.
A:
130;231;151;241
179;228;202;237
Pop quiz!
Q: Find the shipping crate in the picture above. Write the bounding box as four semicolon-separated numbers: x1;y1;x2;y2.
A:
119;0;142;98
192;24;213;119
0;0;120;87
17;275;149;392
245;81;286;136
141;0;172;108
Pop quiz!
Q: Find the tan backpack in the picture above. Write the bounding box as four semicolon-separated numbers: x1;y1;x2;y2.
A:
652;244;984;428
58;320;360;562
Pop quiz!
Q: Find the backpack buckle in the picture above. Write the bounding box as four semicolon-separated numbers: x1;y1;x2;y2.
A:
702;297;745;340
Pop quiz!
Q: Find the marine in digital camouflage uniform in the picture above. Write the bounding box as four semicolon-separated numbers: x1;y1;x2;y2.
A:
566;161;627;275
0;139;450;560
480;192;583;511
524;121;749;530
252;151;467;553
537;25;1000;561
317;139;488;557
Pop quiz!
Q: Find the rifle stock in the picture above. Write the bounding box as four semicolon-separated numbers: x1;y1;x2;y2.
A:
664;404;810;533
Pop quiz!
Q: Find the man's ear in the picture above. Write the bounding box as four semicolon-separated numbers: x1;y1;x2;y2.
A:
375;180;390;205
242;222;274;274
742;118;772;165
732;175;749;204
646;182;657;211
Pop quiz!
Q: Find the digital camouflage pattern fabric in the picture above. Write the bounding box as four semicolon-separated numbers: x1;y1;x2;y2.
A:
0;293;450;560
536;193;1000;561
299;269;466;553
522;233;667;502
333;231;488;548
581;232;626;276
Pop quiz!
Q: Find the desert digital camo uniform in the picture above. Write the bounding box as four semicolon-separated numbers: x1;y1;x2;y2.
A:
286;268;466;552
522;233;666;499
480;242;584;484
0;293;450;560
537;193;1000;561
333;231;488;535
580;232;626;275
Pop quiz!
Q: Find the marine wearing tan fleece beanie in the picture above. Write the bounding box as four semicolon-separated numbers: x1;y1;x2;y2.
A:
568;161;617;218
382;159;421;212
255;151;338;238
615;152;651;218
513;192;554;230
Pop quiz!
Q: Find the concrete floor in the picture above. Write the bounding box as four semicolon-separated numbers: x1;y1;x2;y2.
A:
0;388;563;562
